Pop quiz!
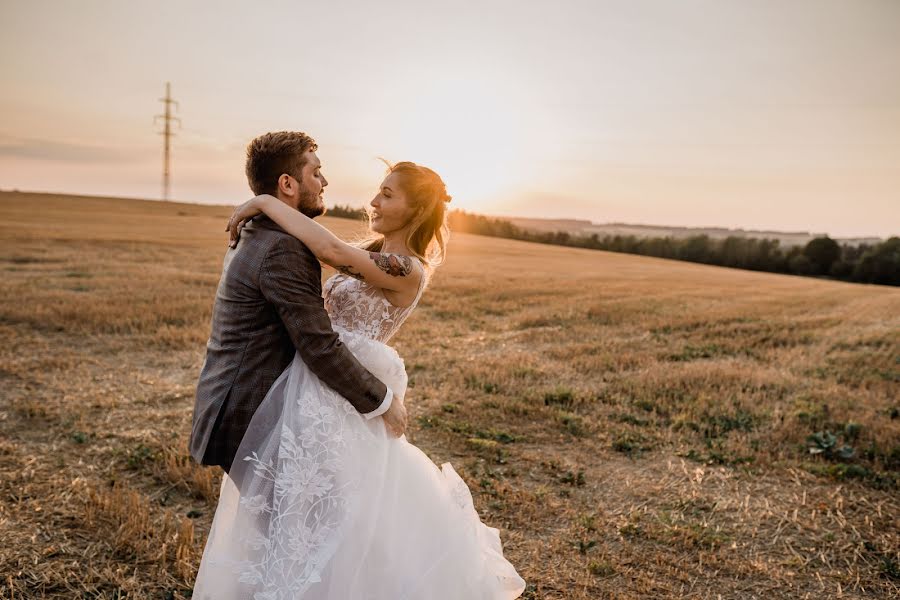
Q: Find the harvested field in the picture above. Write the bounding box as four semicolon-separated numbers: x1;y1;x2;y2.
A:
1;191;898;598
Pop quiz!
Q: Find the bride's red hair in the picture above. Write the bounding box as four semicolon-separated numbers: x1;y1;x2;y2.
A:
362;161;451;267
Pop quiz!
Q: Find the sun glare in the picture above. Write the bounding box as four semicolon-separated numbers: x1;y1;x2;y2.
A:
381;69;556;212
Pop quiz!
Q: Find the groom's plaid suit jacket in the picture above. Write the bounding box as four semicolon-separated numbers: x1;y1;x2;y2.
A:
189;215;388;473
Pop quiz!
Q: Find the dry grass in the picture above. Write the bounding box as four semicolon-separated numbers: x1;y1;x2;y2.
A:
0;191;898;599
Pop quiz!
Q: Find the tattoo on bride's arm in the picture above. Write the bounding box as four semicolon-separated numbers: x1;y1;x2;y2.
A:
369;252;413;277
336;265;365;281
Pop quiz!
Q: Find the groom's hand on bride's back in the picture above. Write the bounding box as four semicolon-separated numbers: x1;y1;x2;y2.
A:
382;397;408;438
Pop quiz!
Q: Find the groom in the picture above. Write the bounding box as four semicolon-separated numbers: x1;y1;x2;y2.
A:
189;130;407;473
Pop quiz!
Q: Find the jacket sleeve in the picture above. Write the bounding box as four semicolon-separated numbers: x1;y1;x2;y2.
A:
259;234;391;416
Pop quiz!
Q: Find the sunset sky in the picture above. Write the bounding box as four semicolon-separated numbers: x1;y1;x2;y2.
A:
1;0;898;238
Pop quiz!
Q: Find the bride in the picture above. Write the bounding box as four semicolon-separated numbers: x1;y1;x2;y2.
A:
191;160;527;599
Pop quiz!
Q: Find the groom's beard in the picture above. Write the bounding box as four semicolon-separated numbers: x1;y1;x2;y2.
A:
298;187;325;218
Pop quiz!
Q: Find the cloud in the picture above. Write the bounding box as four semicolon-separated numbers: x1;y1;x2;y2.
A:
0;135;147;164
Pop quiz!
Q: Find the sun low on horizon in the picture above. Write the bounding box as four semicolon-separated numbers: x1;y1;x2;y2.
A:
358;61;560;212
1;0;898;239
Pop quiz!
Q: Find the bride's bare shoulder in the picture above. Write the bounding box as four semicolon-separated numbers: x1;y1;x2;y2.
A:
378;256;426;308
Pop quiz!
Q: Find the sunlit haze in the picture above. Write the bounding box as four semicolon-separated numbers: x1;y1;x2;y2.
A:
1;0;898;238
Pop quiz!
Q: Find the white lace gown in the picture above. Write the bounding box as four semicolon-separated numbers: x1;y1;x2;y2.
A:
192;272;527;599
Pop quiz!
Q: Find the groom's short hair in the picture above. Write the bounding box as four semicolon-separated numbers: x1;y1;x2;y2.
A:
245;131;319;196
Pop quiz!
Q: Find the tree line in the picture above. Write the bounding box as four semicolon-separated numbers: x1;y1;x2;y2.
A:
326;205;899;286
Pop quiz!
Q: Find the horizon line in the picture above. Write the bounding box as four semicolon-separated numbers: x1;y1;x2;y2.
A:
0;187;890;242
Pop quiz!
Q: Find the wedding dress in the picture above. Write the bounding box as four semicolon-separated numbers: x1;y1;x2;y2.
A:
192;270;527;599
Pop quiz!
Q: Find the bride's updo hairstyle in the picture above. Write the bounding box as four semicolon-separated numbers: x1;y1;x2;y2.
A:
364;160;451;267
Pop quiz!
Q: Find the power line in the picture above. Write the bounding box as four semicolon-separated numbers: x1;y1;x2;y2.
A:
154;82;181;200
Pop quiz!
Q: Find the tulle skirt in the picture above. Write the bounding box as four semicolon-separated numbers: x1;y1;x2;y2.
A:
192;327;527;599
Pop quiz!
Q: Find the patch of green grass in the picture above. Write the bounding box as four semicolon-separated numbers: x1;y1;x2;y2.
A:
559;468;586;487
589;560;616;578
586;304;624;325
431;309;464;321
419;412;517;443
417;415;439;429
473;428;518;444
517;315;568;329
510;366;542;380
611;431;652;457
124;443;157;470
465;374;501;395
556;410;587;436
665;344;732;362
667;522;731;550
633;399;655;413
578;512;597;532
803;461;898;490
7;255;62;264
465;438;509;464
617;513;644;538
699;409;758;439
880;556;900;581
613;412;650;427
543;387;576;407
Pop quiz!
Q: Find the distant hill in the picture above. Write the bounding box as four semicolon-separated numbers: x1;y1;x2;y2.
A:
504;217;883;248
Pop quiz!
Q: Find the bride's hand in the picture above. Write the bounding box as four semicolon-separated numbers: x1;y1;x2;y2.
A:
382;395;408;438
226;196;265;248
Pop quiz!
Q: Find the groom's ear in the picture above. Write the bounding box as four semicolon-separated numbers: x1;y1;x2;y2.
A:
277;173;294;196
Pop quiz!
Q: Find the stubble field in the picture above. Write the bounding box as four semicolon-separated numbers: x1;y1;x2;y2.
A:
0;191;898;599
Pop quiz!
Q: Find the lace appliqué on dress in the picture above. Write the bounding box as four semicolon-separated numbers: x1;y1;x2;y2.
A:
222;384;366;599
323;270;427;344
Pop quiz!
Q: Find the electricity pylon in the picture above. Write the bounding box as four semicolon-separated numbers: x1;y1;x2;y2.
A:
154;82;181;200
